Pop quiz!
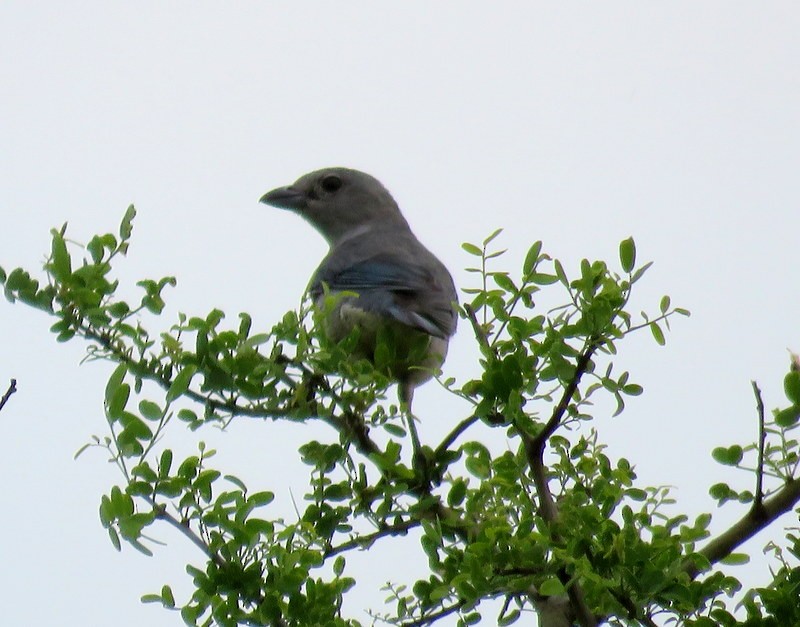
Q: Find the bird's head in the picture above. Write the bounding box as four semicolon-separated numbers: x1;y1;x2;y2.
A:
260;167;409;246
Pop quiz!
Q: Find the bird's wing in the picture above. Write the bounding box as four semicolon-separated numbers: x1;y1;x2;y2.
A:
311;252;456;339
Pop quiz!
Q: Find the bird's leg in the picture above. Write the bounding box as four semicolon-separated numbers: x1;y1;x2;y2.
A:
400;384;430;488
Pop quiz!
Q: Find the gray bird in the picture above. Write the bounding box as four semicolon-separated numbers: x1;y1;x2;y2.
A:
260;167;457;408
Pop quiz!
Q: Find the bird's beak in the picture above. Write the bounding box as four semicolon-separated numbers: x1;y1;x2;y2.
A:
259;186;307;210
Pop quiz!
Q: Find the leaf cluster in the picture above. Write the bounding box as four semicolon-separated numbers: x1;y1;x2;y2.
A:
4;215;800;627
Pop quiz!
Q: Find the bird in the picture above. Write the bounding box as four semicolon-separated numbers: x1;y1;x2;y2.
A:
260;167;457;409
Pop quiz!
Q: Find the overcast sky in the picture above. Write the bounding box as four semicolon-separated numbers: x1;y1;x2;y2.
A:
1;3;799;626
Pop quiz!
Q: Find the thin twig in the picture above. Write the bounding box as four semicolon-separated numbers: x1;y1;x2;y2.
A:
324;518;420;557
0;379;17;413
434;414;480;458
81;324;389;459
145;497;226;569
399;599;466;627
463;304;493;355
752;381;766;512
530;341;600;453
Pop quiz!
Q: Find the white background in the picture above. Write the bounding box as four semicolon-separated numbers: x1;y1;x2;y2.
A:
1;3;799;625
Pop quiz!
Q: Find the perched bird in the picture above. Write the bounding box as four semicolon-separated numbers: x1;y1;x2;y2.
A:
260;167;457;407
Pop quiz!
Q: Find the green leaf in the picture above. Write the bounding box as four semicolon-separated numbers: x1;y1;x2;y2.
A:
619;237;636;273
127;538;153;556
650;321;665;345
177;408;198;424
333;556;345;577
720;552;750;565
625;488;647;501
539;577;565;596
73;442;92;460
530;272;558;285
107;383;131;422
554;259;568;286
622;383;643;396
775;405;800;428
160;585;175;608
709;482;733;501
493;273;516;293
429;585;451;602
483;228;503;246
120;205;137;241
132;462;157;482
122;416;153;441
105;364;128;407
138;400;163;421
498;610;521;626
784;371;800;404
50;229;72;282
462;442;491;479
159;450;173;477
523;241;542;276
712;445;743;466
107;527;121;551
245;518;274;535
86;236;105;263
225;474;247;491
660;295;671;314
177;456;199;479
167;365;197;403
461;242;482;256
630;260;653;283
447;479;467;507
194;469;221;501
382;422;407;438
247;491;275;507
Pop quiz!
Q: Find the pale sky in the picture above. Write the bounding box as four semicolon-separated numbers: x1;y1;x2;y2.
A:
1;3;799;626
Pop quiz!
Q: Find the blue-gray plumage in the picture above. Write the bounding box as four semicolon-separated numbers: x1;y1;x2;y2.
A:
260;168;457;407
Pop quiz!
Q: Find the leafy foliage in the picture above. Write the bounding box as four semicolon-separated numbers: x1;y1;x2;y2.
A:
3;210;800;627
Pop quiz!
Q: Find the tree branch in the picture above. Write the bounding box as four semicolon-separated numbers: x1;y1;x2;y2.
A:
684;476;800;579
519;340;600;627
524;342;599;523
400;599;466;627
146;497;226;570
80;323;391;460
751;380;766;511
324;518;420;558
434;414;479;458
463;303;494;356
530;341;600;456
81;321;480;554
0;378;17;413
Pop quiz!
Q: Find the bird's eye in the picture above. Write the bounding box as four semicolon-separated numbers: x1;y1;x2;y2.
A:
320;175;342;193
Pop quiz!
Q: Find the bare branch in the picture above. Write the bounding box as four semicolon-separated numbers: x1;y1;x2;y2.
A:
399;599;465;627
752;380;766;511
434;413;479;458
146;497;226;569
0;378;17;413
324;518;420;558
